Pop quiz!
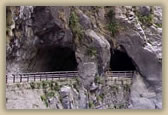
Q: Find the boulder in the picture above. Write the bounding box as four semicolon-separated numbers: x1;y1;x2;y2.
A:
60;86;78;109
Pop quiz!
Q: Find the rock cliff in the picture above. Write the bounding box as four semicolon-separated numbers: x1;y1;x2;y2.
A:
6;6;162;109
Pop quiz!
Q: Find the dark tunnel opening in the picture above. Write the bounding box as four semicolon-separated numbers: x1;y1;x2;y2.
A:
32;46;78;72
110;49;136;71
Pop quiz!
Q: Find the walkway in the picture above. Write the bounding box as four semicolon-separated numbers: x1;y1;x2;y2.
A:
6;71;134;84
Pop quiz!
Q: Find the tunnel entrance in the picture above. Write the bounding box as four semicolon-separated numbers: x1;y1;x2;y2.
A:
110;49;136;71
31;46;78;72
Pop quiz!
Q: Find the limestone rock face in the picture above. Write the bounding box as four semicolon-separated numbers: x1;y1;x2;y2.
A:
32;6;73;48
6;6;162;109
85;30;111;75
117;30;162;93
74;8;110;89
114;6;162;109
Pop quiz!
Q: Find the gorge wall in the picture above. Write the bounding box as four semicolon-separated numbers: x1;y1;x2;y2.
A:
6;6;162;109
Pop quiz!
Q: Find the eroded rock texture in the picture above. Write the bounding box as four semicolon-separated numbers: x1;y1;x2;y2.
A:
6;6;162;109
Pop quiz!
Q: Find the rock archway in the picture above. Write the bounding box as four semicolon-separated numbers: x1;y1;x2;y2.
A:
29;46;78;72
110;49;136;71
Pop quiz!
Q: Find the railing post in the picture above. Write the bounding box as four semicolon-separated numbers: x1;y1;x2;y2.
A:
27;75;29;82
40;75;41;81
52;75;53;81
46;75;48;81
34;75;35;81
121;80;123;85
20;74;22;83
13;74;15;83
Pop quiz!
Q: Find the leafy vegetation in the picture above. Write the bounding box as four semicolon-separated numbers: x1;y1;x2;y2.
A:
30;82;36;89
42;81;48;89
110;85;119;94
40;95;48;107
135;10;154;26
72;77;80;92
94;75;104;84
95;76;101;84
69;11;84;44
29;81;62;107
40;81;61;107
99;92;105;100
107;9;120;36
88;101;95;108
36;82;41;89
155;23;162;28
86;47;97;57
123;84;130;92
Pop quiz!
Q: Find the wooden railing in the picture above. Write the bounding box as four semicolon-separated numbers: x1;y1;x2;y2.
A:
6;71;134;84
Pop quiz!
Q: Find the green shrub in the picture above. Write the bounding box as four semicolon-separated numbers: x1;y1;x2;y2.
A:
30;82;36;89
96;95;102;101
107;9;119;36
99;92;105;99
135;10;154;26
48;81;54;90
72;77;80;92
42;81;48;89
155;23;162;28
86;47;97;57
95;76;101;84
40;95;48;107
40;95;46;101
36;82;41;89
53;82;60;91
110;85;119;93
107;9;115;20
73;83;77;89
123;84;130;92
46;91;55;98
88;101;95;108
69;11;84;43
108;22;119;36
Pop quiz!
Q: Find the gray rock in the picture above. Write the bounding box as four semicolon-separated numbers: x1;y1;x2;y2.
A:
48;95;63;109
153;6;162;25
129;97;155;109
90;82;98;91
129;73;157;109
78;87;88;109
60;86;79;109
117;30;162;93
77;9;92;30
85;29;111;75
60;86;73;109
78;62;97;89
32;6;73;47
6;6;162;109
137;6;151;16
